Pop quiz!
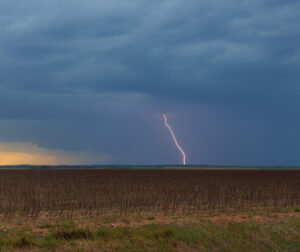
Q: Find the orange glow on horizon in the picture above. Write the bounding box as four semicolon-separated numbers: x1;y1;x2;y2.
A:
0;152;57;165
0;142;111;165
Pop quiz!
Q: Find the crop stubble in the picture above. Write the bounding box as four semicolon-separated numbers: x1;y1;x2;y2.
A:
0;170;299;217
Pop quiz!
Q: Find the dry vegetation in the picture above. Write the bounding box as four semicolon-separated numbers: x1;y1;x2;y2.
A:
0;169;299;217
0;169;299;251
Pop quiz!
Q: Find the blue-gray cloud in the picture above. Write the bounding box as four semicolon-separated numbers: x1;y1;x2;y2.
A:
0;0;300;165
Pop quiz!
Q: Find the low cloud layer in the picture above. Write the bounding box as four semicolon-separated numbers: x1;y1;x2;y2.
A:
0;0;300;165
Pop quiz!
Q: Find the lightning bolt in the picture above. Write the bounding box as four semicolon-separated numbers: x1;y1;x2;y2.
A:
163;114;186;165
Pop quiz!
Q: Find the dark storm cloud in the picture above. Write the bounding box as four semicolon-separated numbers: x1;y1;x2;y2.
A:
0;0;300;164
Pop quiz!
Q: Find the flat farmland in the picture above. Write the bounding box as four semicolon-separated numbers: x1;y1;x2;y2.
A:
0;169;299;251
0;169;299;217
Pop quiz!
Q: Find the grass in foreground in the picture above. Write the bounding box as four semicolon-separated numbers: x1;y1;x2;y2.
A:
0;214;299;251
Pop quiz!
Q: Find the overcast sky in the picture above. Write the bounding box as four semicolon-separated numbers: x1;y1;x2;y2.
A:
0;0;300;165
